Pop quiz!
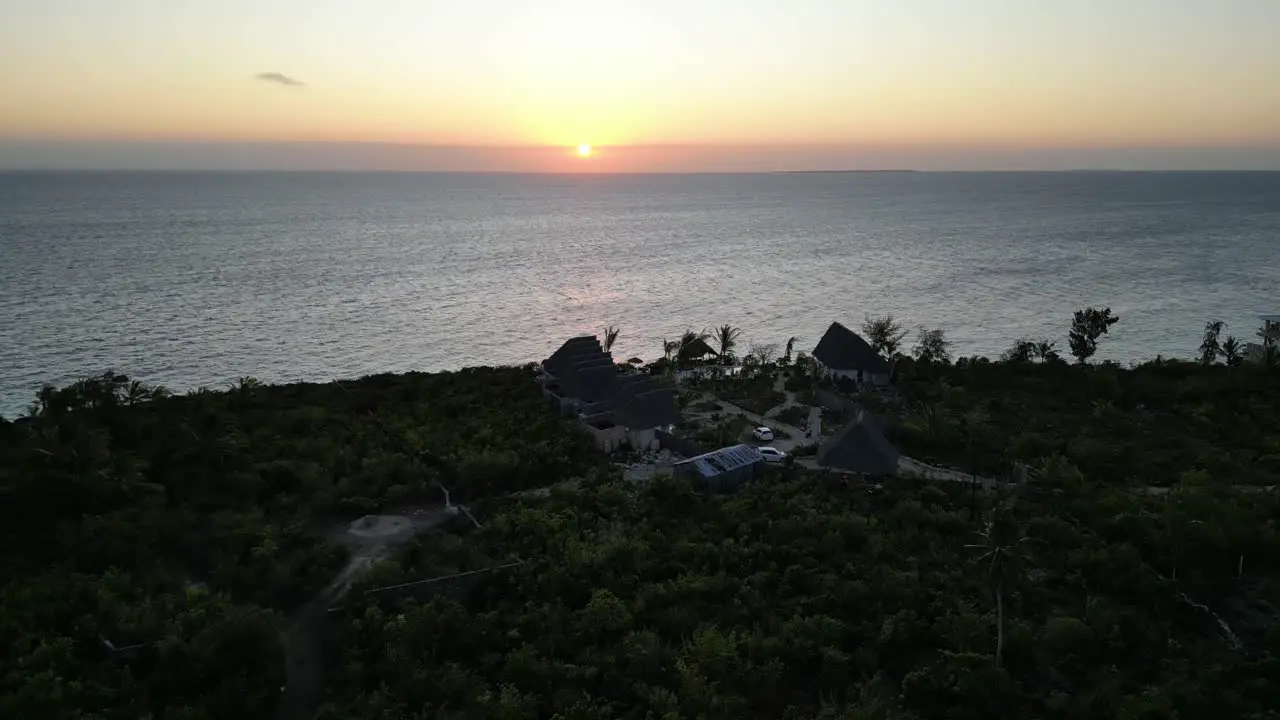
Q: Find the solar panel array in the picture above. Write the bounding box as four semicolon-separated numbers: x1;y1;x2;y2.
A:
677;444;764;478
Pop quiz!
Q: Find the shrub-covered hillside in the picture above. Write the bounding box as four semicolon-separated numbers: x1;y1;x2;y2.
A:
0;367;598;719
886;358;1280;487
318;473;1280;719
4;357;1279;719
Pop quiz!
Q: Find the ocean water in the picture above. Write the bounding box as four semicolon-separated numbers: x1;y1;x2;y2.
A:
2;171;1278;416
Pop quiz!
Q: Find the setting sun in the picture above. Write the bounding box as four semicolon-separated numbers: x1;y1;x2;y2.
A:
576;144;592;158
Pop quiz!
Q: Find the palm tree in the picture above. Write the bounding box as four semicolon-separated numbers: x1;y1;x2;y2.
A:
1199;320;1225;365
784;336;800;365
966;507;1030;669
603;325;621;353
714;325;742;361
125;380;151;406
661;338;677;361
1036;340;1059;362
1221;336;1243;367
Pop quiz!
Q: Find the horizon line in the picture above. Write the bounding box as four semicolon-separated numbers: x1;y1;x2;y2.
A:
7;138;1279;148
7;139;1278;172
4;167;1280;175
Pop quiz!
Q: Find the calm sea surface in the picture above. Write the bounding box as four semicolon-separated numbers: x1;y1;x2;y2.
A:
2;171;1278;416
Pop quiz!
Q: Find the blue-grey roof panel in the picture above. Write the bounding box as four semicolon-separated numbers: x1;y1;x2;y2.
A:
676;444;764;477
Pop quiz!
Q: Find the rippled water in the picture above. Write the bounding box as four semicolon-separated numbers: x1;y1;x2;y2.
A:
2;171;1278;416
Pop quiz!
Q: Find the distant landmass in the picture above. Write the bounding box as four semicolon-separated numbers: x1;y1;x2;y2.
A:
776;169;921;174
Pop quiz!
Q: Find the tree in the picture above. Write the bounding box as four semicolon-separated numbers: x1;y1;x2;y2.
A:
966;506;1030;669
783;336;800;365
912;328;953;364
1068;307;1119;363
602;325;620;353
1036;454;1085;493
1035;339;1061;362
1001;338;1059;364
862;315;908;360
1257;320;1280;349
714;325;743;361
1263;344;1280;367
746;343;779;377
1000;340;1035;364
15;358;1280;720
1221;336;1244;367
677;328;712;363
1198;320;1224;365
957;407;988;515
125;380;152;406
662;338;679;363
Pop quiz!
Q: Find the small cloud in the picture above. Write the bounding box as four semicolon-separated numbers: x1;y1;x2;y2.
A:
255;72;305;87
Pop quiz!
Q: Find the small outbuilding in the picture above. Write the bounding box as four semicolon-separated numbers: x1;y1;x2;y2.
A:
678;337;720;363
812;321;892;387
816;410;900;475
673;444;765;493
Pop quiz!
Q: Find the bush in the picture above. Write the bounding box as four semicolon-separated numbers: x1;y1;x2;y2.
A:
774;404;810;429
317;474;1280;718
0;367;606;718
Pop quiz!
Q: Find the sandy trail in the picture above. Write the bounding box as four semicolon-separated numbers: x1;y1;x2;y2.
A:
275;508;454;720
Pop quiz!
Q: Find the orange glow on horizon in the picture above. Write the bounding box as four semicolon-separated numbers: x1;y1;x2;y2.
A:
1;1;1277;170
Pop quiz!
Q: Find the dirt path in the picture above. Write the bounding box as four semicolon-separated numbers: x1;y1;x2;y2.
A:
763;374;796;420
703;386;1000;483
275;508;455;720
897;456;997;485
704;393;809;451
806;406;822;439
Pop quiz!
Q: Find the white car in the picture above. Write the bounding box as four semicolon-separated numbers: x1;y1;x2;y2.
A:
752;426;774;441
758;447;787;463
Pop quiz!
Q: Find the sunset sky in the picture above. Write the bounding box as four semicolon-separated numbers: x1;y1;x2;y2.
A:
2;0;1278;171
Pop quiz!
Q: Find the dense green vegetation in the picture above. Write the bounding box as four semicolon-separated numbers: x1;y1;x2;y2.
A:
0;368;597;719
684;413;755;450
318;472;1279;719
696;375;786;416
4;345;1279;718
887;357;1280;487
773;402;811;429
307;351;1280;719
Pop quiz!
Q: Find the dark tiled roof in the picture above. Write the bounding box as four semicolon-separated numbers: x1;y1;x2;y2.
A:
570;363;618;404
544;336;607;377
581;375;662;415
543;337;618;403
812;322;890;373
816;410;899;474
615;386;679;430
544;335;677;429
